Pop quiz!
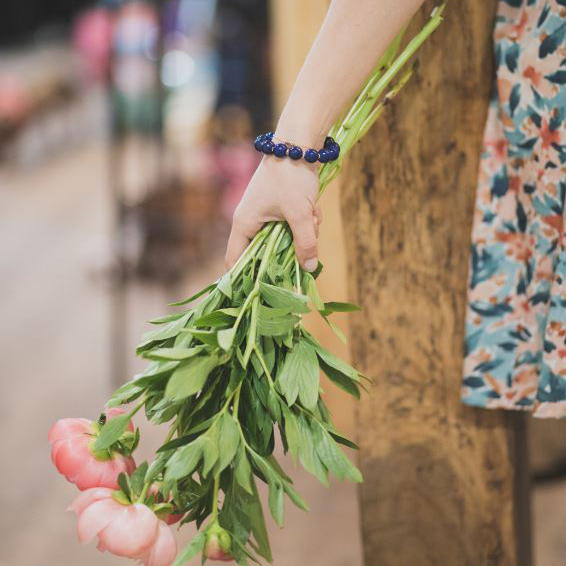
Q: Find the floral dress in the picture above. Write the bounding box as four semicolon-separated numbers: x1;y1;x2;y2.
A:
461;0;566;418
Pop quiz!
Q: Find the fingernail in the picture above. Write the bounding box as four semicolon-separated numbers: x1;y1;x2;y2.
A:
304;258;318;272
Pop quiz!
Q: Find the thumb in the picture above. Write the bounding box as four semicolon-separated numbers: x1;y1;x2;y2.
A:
286;209;318;272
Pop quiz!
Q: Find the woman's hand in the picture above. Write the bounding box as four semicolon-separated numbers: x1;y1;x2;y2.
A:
225;157;322;272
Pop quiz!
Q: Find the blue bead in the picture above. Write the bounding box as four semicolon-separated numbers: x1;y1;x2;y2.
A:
273;143;288;157
304;149;319;163
261;141;275;154
288;146;303;160
254;137;264;151
265;131;274;139
327;145;339;160
318;148;331;163
324;136;335;148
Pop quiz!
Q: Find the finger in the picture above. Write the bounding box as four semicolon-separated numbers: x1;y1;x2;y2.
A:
225;214;262;269
314;205;323;225
287;209;318;272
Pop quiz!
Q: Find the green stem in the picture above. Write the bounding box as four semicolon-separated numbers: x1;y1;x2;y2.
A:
211;474;220;518
253;346;275;388
232;381;243;417
294;256;301;294
163;418;178;444
127;397;146;419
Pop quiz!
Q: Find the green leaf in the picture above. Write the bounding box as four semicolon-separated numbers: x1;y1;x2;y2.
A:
139;312;191;344
304;272;324;311
329;430;360;450
169;283;215;306
283;482;309;512
182;329;219;347
295;413;329;486
312;422;362;483
217;272;233;299
106;381;145;408
320;359;360;398
164;436;205;480
143;346;203;361
218;327;236;351
268;481;284;528
194;309;238;328
257;306;299;337
148;311;188;324
281;406;300;465
259;282;310;314
320;301;361;315
217;413;241;472
250;453;284;528
146;456;167;482
246;477;273;562
277;338;319;408
171;530;207;566
94;414;132;451
266;455;293;483
129;461;148;496
117;472;131;501
165;355;219;401
201;426;219;477
325;317;346;343
234;447;253;494
307;335;360;381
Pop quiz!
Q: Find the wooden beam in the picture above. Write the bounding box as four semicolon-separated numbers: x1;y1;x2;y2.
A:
340;1;532;564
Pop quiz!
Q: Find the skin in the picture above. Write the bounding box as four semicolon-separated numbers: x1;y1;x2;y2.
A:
225;0;426;271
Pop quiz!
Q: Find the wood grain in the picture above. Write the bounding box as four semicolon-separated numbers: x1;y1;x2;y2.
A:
339;1;532;565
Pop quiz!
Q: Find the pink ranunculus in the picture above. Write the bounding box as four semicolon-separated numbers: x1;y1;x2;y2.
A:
70;489;177;566
49;409;136;490
204;525;233;562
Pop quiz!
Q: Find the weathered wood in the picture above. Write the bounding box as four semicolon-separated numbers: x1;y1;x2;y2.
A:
340;2;532;565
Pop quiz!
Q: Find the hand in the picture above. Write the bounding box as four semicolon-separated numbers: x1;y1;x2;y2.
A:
225;156;323;272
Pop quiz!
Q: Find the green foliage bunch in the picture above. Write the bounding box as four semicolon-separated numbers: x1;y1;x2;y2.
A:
95;8;444;565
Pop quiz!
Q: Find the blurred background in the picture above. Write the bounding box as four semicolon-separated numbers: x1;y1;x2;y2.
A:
1;1;566;565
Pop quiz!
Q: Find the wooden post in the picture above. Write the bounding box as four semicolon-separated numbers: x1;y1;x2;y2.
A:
340;2;532;565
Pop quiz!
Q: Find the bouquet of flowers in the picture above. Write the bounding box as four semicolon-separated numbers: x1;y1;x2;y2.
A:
49;7;444;565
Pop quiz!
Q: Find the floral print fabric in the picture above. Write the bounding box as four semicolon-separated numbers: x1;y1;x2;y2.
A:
461;0;566;417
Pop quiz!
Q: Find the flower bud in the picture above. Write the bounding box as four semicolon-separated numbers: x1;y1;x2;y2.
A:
204;523;233;562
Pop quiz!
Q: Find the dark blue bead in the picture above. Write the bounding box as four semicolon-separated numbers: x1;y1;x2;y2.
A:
327;145;340;160
273;143;288;157
324;136;335;148
254;137;264;151
261;140;275;154
318;148;331;163
288;146;303;160
265;131;274;139
304;149;319;163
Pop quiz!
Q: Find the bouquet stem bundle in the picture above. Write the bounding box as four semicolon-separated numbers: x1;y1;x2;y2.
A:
57;6;444;566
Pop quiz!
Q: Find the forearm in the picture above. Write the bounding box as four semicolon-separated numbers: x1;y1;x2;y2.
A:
274;0;425;147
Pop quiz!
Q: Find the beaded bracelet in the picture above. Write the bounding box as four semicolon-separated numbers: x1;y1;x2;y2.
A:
253;132;340;164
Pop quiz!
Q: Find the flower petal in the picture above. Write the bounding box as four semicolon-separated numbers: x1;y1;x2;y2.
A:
77;498;125;544
99;503;159;557
48;418;92;443
67;488;114;517
137;521;177;566
53;437;92;482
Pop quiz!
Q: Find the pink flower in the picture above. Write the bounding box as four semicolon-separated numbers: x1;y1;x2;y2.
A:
69;488;177;566
49;409;136;490
204;524;233;562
